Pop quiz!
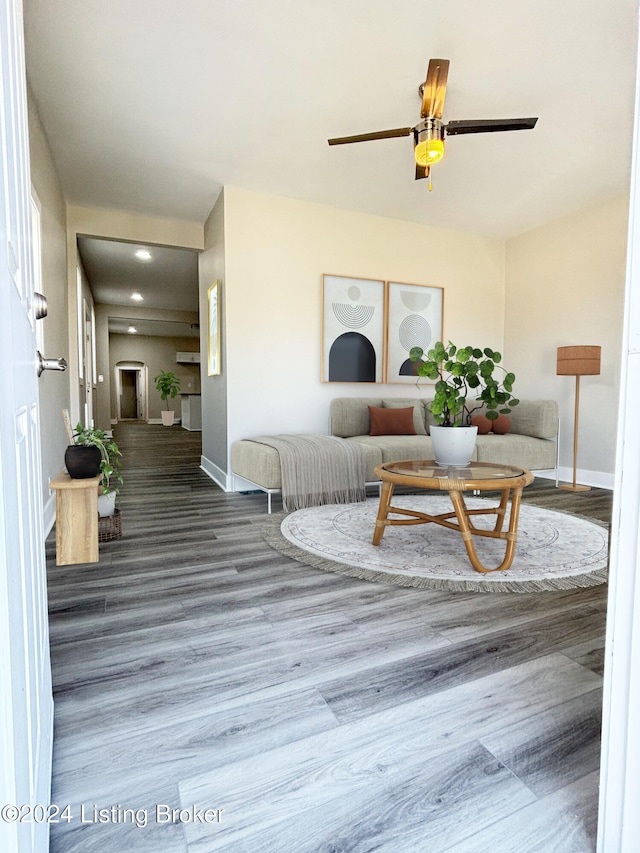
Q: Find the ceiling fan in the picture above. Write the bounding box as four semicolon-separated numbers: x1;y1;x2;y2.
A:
328;59;538;188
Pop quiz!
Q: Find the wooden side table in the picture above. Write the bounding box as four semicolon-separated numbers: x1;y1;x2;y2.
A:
50;471;101;565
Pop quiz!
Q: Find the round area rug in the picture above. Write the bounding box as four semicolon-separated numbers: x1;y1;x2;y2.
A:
263;495;609;593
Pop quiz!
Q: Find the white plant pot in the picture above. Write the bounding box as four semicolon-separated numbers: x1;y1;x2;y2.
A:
97;491;117;518
161;410;175;426
430;425;478;467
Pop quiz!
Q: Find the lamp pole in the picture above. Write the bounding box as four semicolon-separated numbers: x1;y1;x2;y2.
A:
560;374;590;492
557;345;601;492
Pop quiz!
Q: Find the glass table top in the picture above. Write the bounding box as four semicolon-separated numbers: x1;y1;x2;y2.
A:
381;460;526;481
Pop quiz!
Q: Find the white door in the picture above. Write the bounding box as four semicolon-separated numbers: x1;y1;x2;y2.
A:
0;1;54;852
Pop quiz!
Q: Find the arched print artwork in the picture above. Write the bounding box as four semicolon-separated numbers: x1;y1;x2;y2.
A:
322;275;385;382
386;281;444;384
329;332;377;381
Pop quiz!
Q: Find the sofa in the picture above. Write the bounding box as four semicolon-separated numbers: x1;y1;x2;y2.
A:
231;397;559;510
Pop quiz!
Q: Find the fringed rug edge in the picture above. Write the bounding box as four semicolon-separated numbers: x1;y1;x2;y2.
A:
261;512;608;595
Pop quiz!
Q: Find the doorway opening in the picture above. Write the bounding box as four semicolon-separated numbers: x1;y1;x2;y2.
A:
115;362;148;421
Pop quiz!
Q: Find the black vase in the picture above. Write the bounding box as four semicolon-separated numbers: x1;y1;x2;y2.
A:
65;445;102;479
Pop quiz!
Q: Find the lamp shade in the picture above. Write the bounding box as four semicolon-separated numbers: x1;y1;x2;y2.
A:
556;345;601;376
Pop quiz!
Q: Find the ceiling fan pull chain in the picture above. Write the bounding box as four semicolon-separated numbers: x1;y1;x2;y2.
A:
428;174;433;191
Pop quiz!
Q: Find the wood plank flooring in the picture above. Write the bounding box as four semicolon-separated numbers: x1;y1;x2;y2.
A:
45;423;612;852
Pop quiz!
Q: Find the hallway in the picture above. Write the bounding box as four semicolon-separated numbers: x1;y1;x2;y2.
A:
45;423;611;852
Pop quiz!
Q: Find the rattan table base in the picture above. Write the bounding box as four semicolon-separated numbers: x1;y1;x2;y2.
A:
372;460;534;574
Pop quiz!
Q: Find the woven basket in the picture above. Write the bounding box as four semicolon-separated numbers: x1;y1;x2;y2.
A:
98;508;122;542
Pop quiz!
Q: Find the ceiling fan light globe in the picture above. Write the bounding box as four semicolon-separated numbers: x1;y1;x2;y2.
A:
414;138;444;166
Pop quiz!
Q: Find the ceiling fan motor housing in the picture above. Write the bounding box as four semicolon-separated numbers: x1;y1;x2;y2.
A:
414;119;445;166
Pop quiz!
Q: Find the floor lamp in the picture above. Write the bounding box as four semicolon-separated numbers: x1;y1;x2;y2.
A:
556;345;601;492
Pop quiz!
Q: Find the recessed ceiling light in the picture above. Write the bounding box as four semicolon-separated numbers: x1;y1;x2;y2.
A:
131;292;144;302
135;249;152;261
128;326;137;334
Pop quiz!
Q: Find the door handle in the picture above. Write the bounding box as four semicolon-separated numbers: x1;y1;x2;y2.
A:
37;351;67;377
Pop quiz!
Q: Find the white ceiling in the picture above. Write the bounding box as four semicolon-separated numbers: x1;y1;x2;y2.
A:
76;236;200;337
23;0;639;307
77;237;199;310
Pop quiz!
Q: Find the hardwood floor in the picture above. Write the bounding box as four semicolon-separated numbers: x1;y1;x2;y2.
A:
45;423;611;852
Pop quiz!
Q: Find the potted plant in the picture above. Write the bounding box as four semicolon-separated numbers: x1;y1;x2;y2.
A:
410;341;519;465
66;423;122;516
64;427;102;479
97;438;123;518
154;370;181;425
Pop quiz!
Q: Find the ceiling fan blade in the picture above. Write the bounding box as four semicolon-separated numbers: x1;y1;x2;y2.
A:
445;117;538;136
328;127;413;145
415;164;430;181
420;58;450;119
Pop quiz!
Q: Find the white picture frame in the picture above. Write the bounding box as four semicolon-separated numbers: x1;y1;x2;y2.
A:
386;281;444;384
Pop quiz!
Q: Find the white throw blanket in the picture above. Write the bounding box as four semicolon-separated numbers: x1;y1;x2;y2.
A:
246;434;366;512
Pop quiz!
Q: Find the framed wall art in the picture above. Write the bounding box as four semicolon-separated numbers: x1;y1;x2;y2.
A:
322;274;385;383
207;280;221;376
385;281;444;384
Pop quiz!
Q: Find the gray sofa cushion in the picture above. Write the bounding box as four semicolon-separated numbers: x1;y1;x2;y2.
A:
331;396;430;437
231;440;282;489
475;434;557;470
348;434;444;465
331;397;383;438
509;400;558;440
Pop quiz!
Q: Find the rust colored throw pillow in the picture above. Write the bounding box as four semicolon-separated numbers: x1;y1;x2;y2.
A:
471;414;492;435
491;414;511;434
368;406;417;436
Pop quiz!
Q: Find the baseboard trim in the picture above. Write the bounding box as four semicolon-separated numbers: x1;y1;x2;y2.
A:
557;466;614;490
537;466;614;490
200;455;229;491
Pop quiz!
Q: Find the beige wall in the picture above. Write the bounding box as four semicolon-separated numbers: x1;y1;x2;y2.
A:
505;196;629;486
28;91;70;529
215;186;505;481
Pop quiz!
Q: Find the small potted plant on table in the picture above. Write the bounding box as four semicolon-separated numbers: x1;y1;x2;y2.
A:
410;341;519;466
66;423;122;517
154;370;181;426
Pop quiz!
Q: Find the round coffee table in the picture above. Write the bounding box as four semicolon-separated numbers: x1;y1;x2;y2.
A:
372;460;534;574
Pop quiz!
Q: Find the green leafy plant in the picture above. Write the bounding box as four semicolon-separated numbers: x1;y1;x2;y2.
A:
153;371;181;410
409;341;519;427
72;423;123;495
